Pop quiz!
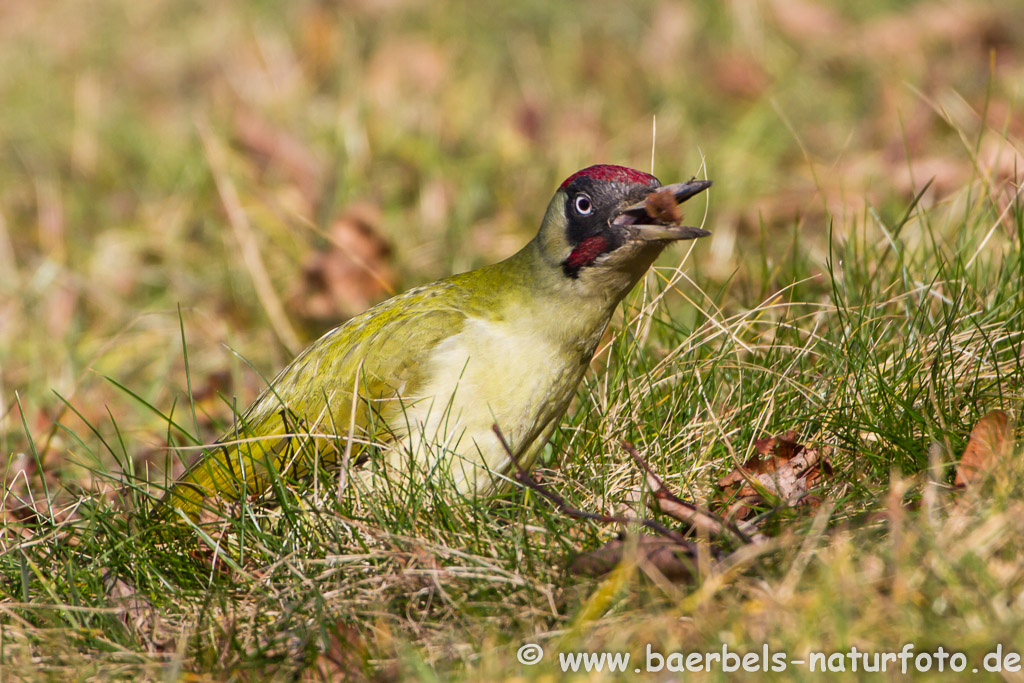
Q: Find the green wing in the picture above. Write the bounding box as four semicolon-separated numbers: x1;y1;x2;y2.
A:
164;284;467;519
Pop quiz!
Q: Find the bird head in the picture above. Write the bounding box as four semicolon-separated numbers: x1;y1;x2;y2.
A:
533;164;711;300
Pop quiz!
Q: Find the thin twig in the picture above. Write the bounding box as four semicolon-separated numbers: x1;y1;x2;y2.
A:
491;425;696;550
621;441;753;545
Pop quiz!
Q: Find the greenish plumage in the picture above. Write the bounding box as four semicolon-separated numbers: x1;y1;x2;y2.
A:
165;165;710;519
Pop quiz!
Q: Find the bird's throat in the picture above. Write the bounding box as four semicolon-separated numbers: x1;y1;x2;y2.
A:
563;235;608;278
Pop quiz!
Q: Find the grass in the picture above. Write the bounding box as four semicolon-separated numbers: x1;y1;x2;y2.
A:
3;0;1024;680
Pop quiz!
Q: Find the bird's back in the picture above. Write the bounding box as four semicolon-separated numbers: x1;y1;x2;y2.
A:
165;276;476;518
163;256;557;518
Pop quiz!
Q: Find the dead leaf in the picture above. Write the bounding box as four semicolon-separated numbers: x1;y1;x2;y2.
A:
890;155;970;198
234;110;323;214
715;431;833;521
644;188;683;224
861;3;1004;59
190;369;233;435
103;572;172;650
366;38;448;108
570;534;695;582
308;620;370;682
955;410;1013;487
298;4;339;83
717;430;802;488
768;0;846;41
290;203;395;322
641;2;694;72
514;98;544;143
44;278;79;339
711;51;771;100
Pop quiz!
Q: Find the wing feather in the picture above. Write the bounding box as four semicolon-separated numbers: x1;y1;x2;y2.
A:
165;286;467;518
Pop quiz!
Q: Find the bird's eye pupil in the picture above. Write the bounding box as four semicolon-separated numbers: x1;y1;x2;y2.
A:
575;195;592;215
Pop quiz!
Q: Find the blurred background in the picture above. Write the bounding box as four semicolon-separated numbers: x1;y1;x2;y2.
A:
1;0;1022;492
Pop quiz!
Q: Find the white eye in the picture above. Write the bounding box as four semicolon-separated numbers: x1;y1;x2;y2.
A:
574;194;593;215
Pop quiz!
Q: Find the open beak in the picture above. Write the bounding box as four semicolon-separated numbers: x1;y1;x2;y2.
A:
612;179;712;242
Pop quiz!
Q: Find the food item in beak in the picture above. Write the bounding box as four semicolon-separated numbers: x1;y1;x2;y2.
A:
643;187;684;224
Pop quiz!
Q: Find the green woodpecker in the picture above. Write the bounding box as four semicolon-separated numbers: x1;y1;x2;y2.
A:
166;165;710;518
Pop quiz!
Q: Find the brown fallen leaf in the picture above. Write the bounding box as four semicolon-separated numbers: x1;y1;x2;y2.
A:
191;369;232;404
2;502;45;544
515;97;544;143
189;369;233;435
570;534;696;582
234;110;323;214
716;431;832;521
767;0;846;41
366;38;449;108
310;619;371;682
717;430;802;489
298;4;340;84
711;51;771;100
644;188;684;224
103;572;173;650
290;203;395;323
955;410;1013;488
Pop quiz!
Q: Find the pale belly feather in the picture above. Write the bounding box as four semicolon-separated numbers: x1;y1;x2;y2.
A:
373;316;589;494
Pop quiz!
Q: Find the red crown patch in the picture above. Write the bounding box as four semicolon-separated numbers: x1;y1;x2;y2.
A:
559;164;658;190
